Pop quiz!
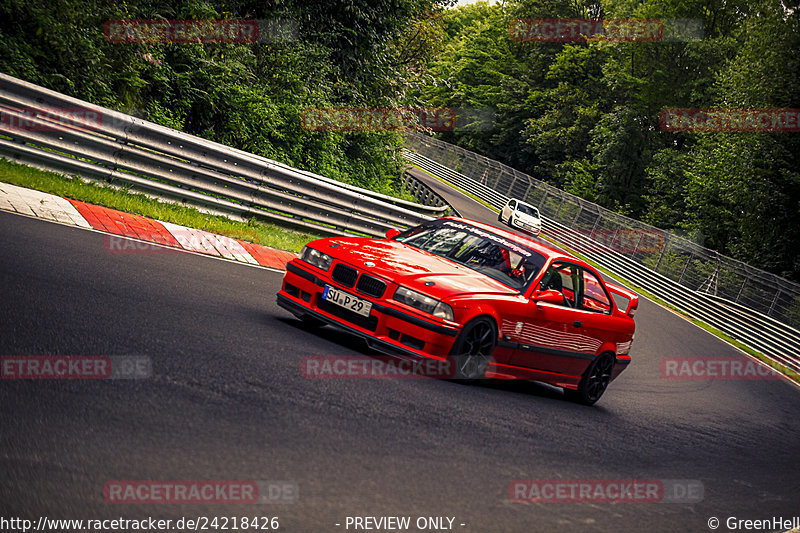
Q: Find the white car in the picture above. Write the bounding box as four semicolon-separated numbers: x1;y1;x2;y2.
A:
499;199;542;236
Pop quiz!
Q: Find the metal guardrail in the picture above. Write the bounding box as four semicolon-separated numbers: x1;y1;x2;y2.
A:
400;171;459;216
0;73;446;238
405;146;800;376
405;133;800;331
404;150;507;210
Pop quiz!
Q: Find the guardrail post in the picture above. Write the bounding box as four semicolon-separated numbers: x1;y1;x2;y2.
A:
572;205;583;226
736;277;748;303
631;229;645;256
609;227;622;252
678;253;693;285
503;174;513;195
654;234;669;272
589;214;601;241
521;182;531;202
553;192;566;220
768;289;781;316
537;191;548;211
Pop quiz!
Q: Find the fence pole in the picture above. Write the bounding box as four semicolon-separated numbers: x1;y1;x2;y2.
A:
768;289;782;316
572;205;583;226
736;277;749;303
654;234;670;272
678;253;693;285
553;192;566;220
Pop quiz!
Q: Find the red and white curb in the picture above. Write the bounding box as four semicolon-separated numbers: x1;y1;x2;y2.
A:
0;182;93;229
0;182;297;270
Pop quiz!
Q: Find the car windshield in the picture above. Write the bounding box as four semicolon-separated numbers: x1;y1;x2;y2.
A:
516;203;539;217
395;219;547;291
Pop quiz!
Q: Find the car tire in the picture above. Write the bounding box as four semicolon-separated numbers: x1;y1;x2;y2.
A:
565;353;615;405
497;212;503;222
448;317;497;382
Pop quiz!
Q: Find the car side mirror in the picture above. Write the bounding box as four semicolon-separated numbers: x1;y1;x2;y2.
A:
533;289;564;305
385;228;401;239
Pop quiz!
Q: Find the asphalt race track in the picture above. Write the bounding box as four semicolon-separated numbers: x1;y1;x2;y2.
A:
2;176;799;532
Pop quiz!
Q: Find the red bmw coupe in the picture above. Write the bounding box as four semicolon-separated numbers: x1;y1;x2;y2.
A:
277;217;638;404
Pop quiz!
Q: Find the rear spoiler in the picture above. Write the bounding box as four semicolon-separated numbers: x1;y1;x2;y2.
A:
607;282;639;318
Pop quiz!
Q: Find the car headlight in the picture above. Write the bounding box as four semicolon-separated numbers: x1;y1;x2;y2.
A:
432;302;455;321
394;286;454;321
300;246;332;271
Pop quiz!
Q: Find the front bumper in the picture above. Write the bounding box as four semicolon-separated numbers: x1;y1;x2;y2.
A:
512;218;541;234
277;261;460;360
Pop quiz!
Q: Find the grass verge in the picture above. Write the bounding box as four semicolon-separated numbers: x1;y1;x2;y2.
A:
0;158;322;253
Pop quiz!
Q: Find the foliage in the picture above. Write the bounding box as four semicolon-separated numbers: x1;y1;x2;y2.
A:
2;0;798;279
414;0;800;281
0;0;452;195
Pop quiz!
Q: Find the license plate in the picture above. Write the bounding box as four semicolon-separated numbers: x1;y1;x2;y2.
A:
322;285;373;317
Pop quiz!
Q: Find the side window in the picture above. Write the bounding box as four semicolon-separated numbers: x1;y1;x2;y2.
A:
581;269;612;313
538;262;578;307
509;200;516;210
557;265;576;307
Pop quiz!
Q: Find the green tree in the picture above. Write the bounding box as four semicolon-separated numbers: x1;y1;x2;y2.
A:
684;1;800;278
0;0;451;194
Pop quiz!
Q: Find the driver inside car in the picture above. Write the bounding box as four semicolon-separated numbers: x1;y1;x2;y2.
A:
538;266;570;306
489;247;525;279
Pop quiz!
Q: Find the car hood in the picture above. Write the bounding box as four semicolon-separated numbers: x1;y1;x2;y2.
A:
317;237;519;298
514;211;541;225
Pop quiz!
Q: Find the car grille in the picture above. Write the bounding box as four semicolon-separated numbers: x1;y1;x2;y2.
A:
331;263;358;287
317;298;378;331
356;274;386;298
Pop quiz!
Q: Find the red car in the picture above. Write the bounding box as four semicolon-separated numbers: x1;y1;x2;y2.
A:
277;217;638;405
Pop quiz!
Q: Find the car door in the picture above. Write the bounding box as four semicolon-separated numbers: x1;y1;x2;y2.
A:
493;293;537;367
572;267;629;357
509;262;606;379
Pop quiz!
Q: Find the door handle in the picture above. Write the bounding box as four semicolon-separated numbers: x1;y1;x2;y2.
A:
573;321;582;328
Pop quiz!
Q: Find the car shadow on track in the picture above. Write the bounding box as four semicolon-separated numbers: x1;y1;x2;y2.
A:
272;314;615;411
274;316;379;355
475;378;565;401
